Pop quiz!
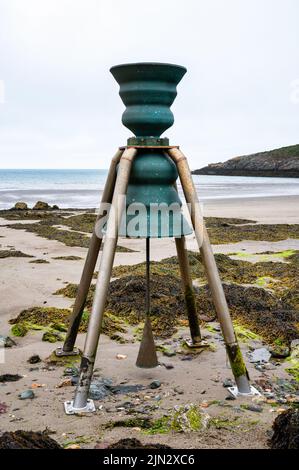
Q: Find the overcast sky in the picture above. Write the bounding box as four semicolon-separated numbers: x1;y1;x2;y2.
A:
0;0;298;169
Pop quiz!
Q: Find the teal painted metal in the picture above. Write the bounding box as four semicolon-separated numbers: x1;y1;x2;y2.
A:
110;62;186;138
111;62;191;238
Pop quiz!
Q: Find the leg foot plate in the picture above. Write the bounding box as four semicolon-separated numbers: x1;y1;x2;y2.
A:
227;385;261;398
55;347;80;357
64;399;96;415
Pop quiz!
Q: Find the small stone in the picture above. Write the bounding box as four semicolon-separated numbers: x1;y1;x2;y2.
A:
30;383;44;389
0;335;16;348
56;378;73;388
18;390;35;400
200;401;209;408
116;354;127;360
173;387;184;395
250;347;271;363
0;374;22;383
149;380;161;389
200;389;206;394
225;395;236;401
269;346;290;359
241;404;263;412
290;339;299;350
160;362;174;370
63;367;79;377
154;395;162;401
65;444;81;449
163;350;176;357
0;402;8;414
27;355;41;364
222;378;234;388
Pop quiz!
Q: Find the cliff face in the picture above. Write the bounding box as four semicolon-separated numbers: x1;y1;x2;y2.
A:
192;145;299;177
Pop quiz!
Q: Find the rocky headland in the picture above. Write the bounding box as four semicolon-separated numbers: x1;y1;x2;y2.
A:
193;144;299;178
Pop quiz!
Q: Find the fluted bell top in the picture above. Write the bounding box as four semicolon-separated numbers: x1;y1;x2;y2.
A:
110;62;187;137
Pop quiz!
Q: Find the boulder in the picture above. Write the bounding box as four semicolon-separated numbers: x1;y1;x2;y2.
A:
33;201;50;210
14;202;28;210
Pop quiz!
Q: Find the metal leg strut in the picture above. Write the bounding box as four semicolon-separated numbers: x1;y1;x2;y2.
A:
168;148;259;397
56;149;123;357
64;147;137;414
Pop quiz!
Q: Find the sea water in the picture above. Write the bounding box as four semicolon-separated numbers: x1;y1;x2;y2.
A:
0;169;299;209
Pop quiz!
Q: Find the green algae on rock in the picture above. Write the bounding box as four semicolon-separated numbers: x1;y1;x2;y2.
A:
42;331;65;343
11;323;28;337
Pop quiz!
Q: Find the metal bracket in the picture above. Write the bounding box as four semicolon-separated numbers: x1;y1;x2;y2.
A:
64;399;96;415
184;339;210;349
227;385;261;398
55;346;80;357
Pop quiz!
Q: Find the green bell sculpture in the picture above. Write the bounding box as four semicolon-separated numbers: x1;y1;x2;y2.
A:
60;62;258;416
110;62;191;238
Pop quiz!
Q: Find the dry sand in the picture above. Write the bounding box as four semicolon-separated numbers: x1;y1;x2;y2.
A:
0;195;298;449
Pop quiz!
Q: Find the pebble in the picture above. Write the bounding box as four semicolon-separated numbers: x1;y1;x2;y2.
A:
0;335;16;348
27;355;41;364
63;367;79;377
163;350;176;357
241;404;263;413
116;354;127;360
249;347;271;363
269;346;290;359
18;390;35;400
222;378;234;388
173;387;184;395
149;380;161;389
160;363;174;370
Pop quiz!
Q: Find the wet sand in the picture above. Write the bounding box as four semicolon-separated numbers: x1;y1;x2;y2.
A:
0;195;298;449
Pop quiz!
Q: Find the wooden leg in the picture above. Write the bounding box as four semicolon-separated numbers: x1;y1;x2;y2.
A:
65;147;137;413
175;237;202;345
168;148;251;395
57;149;123;356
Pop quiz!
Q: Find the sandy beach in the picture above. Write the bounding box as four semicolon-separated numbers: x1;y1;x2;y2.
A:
0;194;298;449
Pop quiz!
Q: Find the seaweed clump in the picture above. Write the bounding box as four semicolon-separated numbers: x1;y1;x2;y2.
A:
9;306;127;341
107;438;171;449
270;408;299;449
55;271;298;343
0;431;62;449
0;250;33;258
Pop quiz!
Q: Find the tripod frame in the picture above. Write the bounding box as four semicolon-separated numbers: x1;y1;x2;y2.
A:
60;145;259;415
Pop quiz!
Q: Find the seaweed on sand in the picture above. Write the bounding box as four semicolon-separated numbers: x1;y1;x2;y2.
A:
7;222;91;248
9;306;127;340
7;218;134;251
0;250;33;258
113;251;299;310
55;273;299;344
207;223;299;245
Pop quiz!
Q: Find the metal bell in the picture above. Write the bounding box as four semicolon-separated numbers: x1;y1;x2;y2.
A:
110;62;191;238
